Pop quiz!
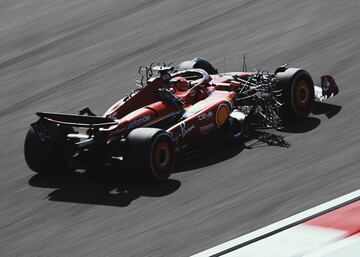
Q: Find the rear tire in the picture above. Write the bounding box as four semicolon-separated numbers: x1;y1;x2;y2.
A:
276;68;315;120
126;128;175;181
24;125;73;174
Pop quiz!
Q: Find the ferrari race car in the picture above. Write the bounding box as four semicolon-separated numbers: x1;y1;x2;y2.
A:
24;58;339;180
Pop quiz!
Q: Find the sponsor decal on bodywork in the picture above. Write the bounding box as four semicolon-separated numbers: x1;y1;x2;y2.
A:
198;111;213;121
199;123;214;135
128;114;151;129
216;103;230;126
180;122;195;138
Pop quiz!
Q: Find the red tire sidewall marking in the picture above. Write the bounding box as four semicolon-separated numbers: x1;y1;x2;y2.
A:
152;140;172;173
294;79;311;109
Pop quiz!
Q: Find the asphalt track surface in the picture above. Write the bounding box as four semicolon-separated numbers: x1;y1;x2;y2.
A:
0;0;359;256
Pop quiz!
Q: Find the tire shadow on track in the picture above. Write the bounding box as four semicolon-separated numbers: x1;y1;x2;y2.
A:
279;102;341;133
312;101;342;119
279;117;321;134
28;171;181;207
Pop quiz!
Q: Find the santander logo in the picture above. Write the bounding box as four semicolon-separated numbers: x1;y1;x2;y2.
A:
127;115;151;129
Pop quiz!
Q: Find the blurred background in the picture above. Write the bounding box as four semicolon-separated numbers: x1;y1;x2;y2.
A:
0;0;359;256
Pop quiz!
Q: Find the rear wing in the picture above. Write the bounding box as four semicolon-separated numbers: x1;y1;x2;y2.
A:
36;112;117;128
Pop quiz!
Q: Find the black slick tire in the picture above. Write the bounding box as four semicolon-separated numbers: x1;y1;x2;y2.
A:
24;125;73;174
126;128;175;181
276;68;315;120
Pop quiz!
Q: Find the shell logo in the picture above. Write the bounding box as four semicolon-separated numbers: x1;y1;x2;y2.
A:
216;103;229;126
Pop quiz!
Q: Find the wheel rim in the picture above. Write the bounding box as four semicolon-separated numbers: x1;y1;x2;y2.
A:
153;141;172;173
294;80;311;109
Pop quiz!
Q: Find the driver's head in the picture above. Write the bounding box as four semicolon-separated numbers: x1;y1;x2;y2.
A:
169;77;189;92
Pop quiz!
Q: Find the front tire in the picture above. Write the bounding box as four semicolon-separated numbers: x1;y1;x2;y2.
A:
126;128;175;181
276;68;315;120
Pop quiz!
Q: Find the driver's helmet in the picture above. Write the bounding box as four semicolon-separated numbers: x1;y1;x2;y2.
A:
169;77;189;92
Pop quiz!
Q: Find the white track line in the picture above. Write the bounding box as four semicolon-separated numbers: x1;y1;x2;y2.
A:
191;189;360;257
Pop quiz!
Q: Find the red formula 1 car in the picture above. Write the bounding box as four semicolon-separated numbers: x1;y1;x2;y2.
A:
24;58;339;180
